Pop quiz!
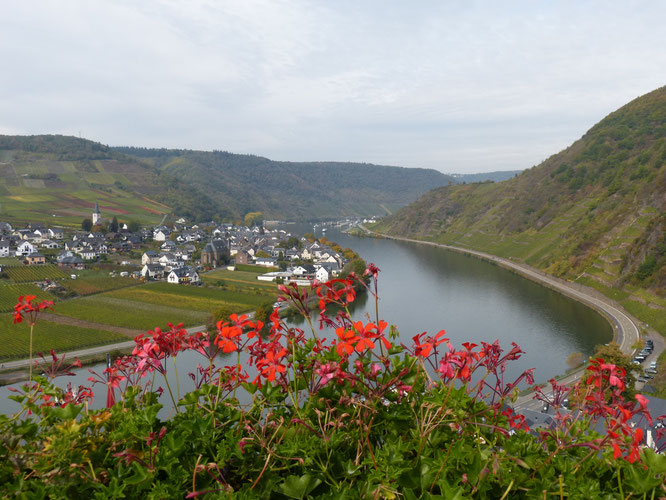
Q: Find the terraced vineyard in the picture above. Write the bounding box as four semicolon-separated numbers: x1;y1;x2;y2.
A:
201;269;278;291
0;317;127;361
107;281;274;312
52;294;209;330
0;284;56;313
0;258;23;267
59;275;139;296
5;264;68;283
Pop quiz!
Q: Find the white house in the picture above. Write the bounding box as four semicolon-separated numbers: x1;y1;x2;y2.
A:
167;267;200;284
142;251;159;266
40;239;60;249
255;256;278;267
292;265;308;276
153;228;170;241
47;228;64;240
78;248;97;260
315;267;330;282
0;240;10;258
141;264;164;279
16;241;36;257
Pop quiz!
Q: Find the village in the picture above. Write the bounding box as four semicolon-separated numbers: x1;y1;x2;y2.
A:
0;202;355;287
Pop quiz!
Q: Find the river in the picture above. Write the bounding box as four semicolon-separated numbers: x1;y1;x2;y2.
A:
0;222;612;414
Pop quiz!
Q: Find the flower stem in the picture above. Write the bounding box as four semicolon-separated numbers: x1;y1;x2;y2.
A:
173;356;181;399
28;323;34;382
162;372;180;413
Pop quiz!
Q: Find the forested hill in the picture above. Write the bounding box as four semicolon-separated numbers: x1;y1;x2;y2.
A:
374;86;666;332
0;134;452;224
451;170;522;184
113;147;454;220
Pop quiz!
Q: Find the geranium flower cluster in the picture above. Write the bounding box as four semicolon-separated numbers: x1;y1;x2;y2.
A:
8;262;665;500
13;294;53;326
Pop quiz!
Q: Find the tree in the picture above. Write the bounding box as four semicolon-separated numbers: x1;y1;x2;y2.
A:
566;352;584;369
342;248;356;260
244;211;263;227
287;236;301;249
81;218;93;231
128;220;140;233
254;301;275;326
340;257;369;284
109;216;119;233
206;305;234;333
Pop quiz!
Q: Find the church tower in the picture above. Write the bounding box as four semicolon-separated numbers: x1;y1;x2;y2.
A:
92;201;101;225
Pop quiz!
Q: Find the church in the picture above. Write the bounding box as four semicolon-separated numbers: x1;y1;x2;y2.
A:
92;201;101;225
200;239;229;267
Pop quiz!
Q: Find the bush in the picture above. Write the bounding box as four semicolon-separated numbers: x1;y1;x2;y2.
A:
636;255;657;281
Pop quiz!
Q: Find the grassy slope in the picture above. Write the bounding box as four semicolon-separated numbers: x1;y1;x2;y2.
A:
375;86;666;335
0;138;171;227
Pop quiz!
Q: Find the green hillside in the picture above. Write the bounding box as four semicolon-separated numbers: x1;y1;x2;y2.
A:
0;135;453;225
0;135;173;227
375;86;666;332
114;147;454;220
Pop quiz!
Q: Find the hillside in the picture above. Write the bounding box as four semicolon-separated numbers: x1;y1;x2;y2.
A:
0;135;454;225
0;135;177;227
374;86;666;333
113;147;454;220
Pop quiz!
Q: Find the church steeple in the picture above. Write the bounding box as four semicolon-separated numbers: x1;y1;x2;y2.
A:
92;201;101;225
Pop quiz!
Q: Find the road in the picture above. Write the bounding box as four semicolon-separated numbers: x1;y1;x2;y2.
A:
0;324;206;372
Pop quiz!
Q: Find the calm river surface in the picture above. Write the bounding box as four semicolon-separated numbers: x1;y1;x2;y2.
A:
0;223;612;414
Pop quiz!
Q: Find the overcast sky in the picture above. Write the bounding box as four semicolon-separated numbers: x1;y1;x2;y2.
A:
1;1;665;173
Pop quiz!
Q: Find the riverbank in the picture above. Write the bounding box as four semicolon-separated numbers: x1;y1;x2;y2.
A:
358;224;645;354
356;224;666;403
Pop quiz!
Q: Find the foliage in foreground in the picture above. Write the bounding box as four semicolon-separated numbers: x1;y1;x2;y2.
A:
1;267;666;498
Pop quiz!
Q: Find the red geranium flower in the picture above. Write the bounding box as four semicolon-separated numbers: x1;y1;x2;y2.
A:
14;295;53;325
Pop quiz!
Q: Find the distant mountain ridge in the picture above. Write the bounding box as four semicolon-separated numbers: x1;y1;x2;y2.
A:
450;170;522;184
374;86;666;332
112;146;454;220
0;135;454;224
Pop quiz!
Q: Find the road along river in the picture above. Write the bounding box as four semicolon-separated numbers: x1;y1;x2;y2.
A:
2;223;639;414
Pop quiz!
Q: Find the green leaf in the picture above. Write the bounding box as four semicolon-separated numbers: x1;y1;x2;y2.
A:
242;381;258;394
124;462;152;485
50;403;83;420
279;474;322;499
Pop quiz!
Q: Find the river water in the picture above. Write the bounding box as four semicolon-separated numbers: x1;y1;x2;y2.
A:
0;223;612;414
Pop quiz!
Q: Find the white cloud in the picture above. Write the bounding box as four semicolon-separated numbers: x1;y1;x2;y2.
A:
1;0;665;172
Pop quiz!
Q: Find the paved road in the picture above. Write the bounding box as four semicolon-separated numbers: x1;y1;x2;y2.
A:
0;324;206;372
357;225;659;409
359;226;640;352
